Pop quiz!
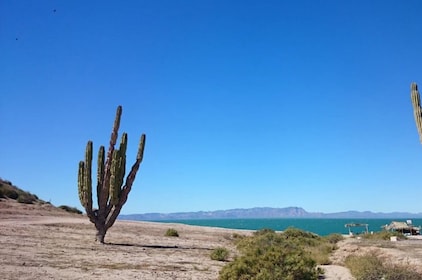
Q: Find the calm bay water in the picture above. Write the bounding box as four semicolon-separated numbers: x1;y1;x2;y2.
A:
151;218;422;236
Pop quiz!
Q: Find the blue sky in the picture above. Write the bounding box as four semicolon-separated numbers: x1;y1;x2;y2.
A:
2;0;422;215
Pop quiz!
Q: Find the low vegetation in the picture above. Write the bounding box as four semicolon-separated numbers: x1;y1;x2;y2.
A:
345;251;422;280
324;233;344;244
1;178;82;214
360;230;406;241
58;205;83;214
0;178;40;204
219;227;342;280
165;228;179;237
210;247;230;261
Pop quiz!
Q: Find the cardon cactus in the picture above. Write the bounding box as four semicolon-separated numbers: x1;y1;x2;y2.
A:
411;82;422;143
78;105;146;243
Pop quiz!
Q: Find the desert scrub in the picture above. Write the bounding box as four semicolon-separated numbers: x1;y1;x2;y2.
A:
165;228;179;237
0;182;39;203
362;230;405;241
58;205;83;214
232;232;245;239
324;233;344;244
284;227;338;265
219;228;335;280
345;252;422;280
345;252;384;280
0;187;18;199
0;179;13;185
16;191;37;204
210;247;230;261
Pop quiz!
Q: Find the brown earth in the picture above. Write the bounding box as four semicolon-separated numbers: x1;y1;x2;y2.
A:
330;235;422;274
0;199;251;280
1;199;421;279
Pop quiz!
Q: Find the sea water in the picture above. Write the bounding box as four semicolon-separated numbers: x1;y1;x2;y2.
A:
150;218;422;236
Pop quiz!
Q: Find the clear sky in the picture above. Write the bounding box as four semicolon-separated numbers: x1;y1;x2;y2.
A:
2;0;422;215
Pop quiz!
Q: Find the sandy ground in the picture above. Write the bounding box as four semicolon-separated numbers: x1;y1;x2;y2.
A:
0;200;247;279
1;199;421;280
330;235;422;274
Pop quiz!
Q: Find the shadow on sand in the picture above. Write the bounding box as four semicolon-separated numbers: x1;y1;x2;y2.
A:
106;242;212;250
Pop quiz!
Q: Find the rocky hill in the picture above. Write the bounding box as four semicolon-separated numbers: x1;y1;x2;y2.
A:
0;178;82;216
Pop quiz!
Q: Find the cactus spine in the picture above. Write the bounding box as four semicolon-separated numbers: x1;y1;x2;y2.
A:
78;106;146;243
411;82;422;143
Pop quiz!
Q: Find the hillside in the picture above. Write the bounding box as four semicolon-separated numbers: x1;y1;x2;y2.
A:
0;178;82;217
0;178;43;204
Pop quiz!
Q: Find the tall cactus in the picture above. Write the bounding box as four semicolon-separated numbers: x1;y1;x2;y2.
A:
411;82;422;143
78;105;146;243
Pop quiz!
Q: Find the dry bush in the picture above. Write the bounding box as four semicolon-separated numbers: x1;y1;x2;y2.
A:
165;228;179;237
345;251;422;280
210;247;230;261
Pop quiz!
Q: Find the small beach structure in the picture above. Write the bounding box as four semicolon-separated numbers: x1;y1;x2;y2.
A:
345;223;369;236
383;220;421;236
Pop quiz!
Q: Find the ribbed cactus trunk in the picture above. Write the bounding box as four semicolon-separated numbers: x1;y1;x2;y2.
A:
411;83;422;143
78;106;146;243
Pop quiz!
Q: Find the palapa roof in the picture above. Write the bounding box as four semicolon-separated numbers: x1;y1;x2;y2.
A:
384;221;411;231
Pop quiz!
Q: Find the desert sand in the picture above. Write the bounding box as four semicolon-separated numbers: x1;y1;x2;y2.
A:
1;199;421;280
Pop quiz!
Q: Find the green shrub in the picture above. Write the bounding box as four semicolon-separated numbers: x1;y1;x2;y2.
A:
345;252;422;280
165;228;179;237
283;227;321;247
58;205;83;214
362;230;406;241
211;247;230;261
16;190;37;204
283;227;318;239
16;191;36;204
0;181;41;204
345;252;384;280
1;187;19;199
324;233;344;244
219;228;321;280
254;228;276;235
232;232;245;240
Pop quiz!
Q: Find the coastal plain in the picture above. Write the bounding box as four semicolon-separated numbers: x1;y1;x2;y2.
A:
1;199;422;279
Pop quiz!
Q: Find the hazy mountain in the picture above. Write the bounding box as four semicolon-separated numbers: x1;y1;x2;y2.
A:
119;207;422;221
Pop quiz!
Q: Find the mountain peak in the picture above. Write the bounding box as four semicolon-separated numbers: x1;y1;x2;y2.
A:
120;207;422;221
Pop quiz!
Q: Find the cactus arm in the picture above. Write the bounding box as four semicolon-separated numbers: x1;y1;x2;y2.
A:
118;133;127;188
77;161;86;207
85;141;93;211
109;150;120;205
78;142;96;223
105;134;146;229
109;133;127;206
123;134;146;196
78;142;93;211
138;133;146;162
411;83;422;143
96;146;105;207
99;106;122;210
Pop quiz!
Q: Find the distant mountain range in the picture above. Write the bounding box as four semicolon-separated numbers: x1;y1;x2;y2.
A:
119;207;422;221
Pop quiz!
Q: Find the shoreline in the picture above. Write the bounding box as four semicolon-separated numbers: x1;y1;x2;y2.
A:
2;200;422;279
118;216;422;237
